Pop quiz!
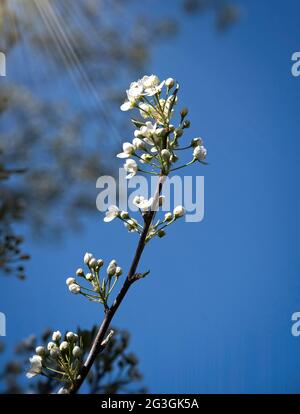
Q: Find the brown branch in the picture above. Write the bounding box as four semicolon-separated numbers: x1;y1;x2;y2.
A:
69;175;165;394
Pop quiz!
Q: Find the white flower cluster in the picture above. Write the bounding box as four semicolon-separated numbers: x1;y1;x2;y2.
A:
103;75;207;239
26;330;83;390
66;252;122;307
118;74;207;180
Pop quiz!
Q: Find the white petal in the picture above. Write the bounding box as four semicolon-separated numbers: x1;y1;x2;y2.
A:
116;152;130;158
120;101;132;111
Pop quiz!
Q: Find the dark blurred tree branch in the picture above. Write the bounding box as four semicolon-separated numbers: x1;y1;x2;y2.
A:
0;326;146;394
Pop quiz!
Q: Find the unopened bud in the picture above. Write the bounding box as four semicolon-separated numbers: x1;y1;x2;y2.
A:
76;268;84;277
183;120;190;129
165;77;175;88
180;107;188;118
157;230;166;238
120;211;129;219
175;128;183;138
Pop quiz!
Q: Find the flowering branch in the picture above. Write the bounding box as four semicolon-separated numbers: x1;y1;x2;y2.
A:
26;75;207;394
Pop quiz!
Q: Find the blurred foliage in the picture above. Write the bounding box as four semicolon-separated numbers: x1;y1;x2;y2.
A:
0;326;146;394
0;150;29;279
0;0;239;279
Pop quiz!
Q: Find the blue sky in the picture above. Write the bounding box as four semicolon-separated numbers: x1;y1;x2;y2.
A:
2;0;300;393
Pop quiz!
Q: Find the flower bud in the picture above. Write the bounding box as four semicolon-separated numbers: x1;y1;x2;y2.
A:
52;331;62;342
165;77;175;88
88;258;97;269
66;277;76;286
115;266;122;277
193;145;207;161
175;128;183;138
47;342;57;351
107;260;117;277
76;268;84;277
183;120;190;129
159;196;165;206
66;332;77;342
161;149;171;162
173;205;185;218
85;272;93;282
180;107;188;118
120;211;129;219
134;129;144;138
164;212;173;222
191;137;203;147
84;252;93;265
157;230;166;238
50;348;60;358
170;154;178;163
97;259;104;267
132;138;145;149
69;283;81;294
59;341;69;352
35;346;46;357
72;346;82;359
140;154;153;164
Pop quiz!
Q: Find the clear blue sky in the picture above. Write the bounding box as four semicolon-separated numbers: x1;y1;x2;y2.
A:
2;0;300;393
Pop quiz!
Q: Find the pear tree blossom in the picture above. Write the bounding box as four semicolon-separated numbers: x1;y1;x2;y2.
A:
26;75;207;394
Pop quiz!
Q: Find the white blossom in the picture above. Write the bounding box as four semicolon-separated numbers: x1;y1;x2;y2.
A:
117;142;135;158
69;283;81;294
104;205;119;222
120;81;143;111
124;159;138;179
173;205;185;218
133;196;153;210
140;121;157;140
26;355;43;378
128;80;144;99
139;102;152;118
52;331;62;342
132;137;145;149
141;75;165;96
193;145;207;161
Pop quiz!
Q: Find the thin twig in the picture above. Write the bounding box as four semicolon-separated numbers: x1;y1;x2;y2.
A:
69;175;165;394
